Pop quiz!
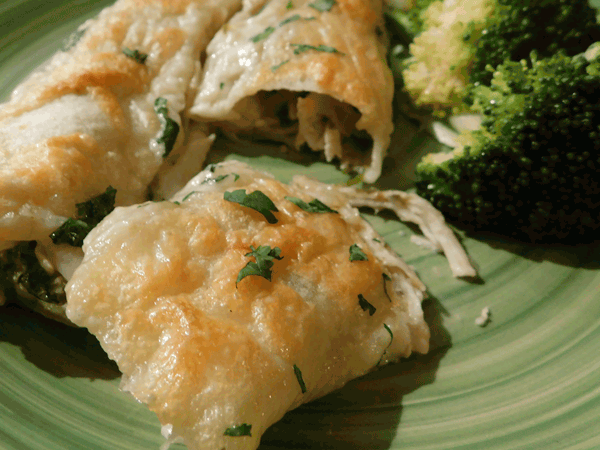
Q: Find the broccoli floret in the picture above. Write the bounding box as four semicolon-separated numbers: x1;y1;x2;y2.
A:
471;0;600;86
415;46;600;243
402;0;600;110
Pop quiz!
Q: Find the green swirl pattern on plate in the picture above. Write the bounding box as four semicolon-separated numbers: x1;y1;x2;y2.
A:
1;1;600;449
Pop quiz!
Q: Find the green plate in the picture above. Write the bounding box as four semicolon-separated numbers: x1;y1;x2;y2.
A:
1;2;600;449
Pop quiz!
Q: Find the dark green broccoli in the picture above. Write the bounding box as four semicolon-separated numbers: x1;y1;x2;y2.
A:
470;0;600;87
415;45;600;243
399;0;600;110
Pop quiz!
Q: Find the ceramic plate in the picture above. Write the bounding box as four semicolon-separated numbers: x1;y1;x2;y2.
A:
1;1;600;449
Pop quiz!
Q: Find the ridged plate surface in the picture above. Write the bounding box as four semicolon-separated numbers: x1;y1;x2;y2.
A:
1;2;599;449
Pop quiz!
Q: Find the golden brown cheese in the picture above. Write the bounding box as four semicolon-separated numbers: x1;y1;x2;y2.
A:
0;0;242;249
65;161;429;450
189;0;394;182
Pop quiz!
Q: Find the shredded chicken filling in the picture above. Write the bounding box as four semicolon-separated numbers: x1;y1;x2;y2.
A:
213;90;373;164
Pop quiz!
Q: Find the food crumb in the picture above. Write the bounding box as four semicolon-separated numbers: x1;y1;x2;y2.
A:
475;306;491;327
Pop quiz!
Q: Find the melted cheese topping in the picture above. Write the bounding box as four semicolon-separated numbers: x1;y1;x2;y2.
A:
0;0;242;247
189;0;394;182
66;161;429;450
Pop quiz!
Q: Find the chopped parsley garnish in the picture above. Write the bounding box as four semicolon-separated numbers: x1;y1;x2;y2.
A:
224;424;252;437
377;324;394;366
220;82;225;90
50;186;117;247
50;219;91;246
285;196;337;214
251;26;275;43
384;323;393;344
182;191;199;202
279;14;301;26
290;44;344;55
236;245;283;285
382;273;392;302
293;364;307;393
358;294;376;316
201;173;240;185
271;60;290;72
154;97;180;157
122;47;148;64
286;0;294;9
349;244;368;261
279;15;316;27
308;0;336;12
225;189;279;223
373;238;381;243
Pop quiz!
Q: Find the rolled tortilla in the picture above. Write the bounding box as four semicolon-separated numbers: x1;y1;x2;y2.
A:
65;160;429;450
0;0;242;248
188;0;394;183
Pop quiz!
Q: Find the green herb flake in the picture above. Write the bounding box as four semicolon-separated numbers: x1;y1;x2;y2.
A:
358;294;376;316
50;186;117;247
220;82;225;90
349;244;368;262
293;364;307;393
224;424;252;437
373;238;381;243
384;323;394;341
75;186;116;220
308;0;336;12
182;191;199;202
251;26;276;43
212;174;230;183
285;196;338;214
122;47;148;64
290;43;344;55
154;97;180;157
271;60;290;72
202;174;227;185
377;323;394;366
279;15;316;27
382;273;392;302
286;0;294;9
225;189;279;223
279;14;301;26
50;219;93;247
236;245;283;285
